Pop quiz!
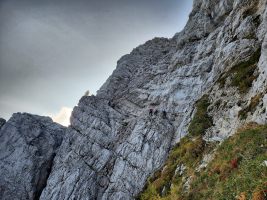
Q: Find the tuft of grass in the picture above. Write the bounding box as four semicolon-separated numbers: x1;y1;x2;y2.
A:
188;95;213;137
139;182;161;200
218;48;261;93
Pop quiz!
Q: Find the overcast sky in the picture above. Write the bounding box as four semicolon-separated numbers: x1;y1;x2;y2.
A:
0;0;193;124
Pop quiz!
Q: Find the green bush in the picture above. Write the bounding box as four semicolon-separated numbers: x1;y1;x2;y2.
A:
188;95;213;137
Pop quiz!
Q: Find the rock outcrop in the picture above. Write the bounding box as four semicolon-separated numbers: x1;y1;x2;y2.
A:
0;118;6;130
0;113;65;200
0;0;267;199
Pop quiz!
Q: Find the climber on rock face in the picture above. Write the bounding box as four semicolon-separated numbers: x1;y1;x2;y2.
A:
149;109;153;116
108;101;115;108
162;110;167;119
154;109;158;116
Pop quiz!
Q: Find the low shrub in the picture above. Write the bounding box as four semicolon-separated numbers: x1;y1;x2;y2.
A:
188;95;213;137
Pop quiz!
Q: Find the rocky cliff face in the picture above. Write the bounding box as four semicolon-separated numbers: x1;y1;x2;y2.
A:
0;113;65;200
0;0;267;199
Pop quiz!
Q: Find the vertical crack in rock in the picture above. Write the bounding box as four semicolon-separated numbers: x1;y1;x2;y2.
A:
33;153;56;200
0;118;6;130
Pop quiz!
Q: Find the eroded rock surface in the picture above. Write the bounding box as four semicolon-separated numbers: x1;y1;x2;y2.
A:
0;113;65;200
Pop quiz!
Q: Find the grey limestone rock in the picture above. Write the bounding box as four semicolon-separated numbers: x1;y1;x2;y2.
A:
0;118;6;129
0;113;65;200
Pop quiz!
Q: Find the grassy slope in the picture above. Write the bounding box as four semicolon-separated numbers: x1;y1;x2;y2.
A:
188;123;267;200
139;123;267;200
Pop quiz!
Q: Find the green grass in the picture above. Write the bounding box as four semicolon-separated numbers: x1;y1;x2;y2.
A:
138;123;267;200
188;95;213;137
186;123;267;200
138;136;216;200
218;48;261;94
